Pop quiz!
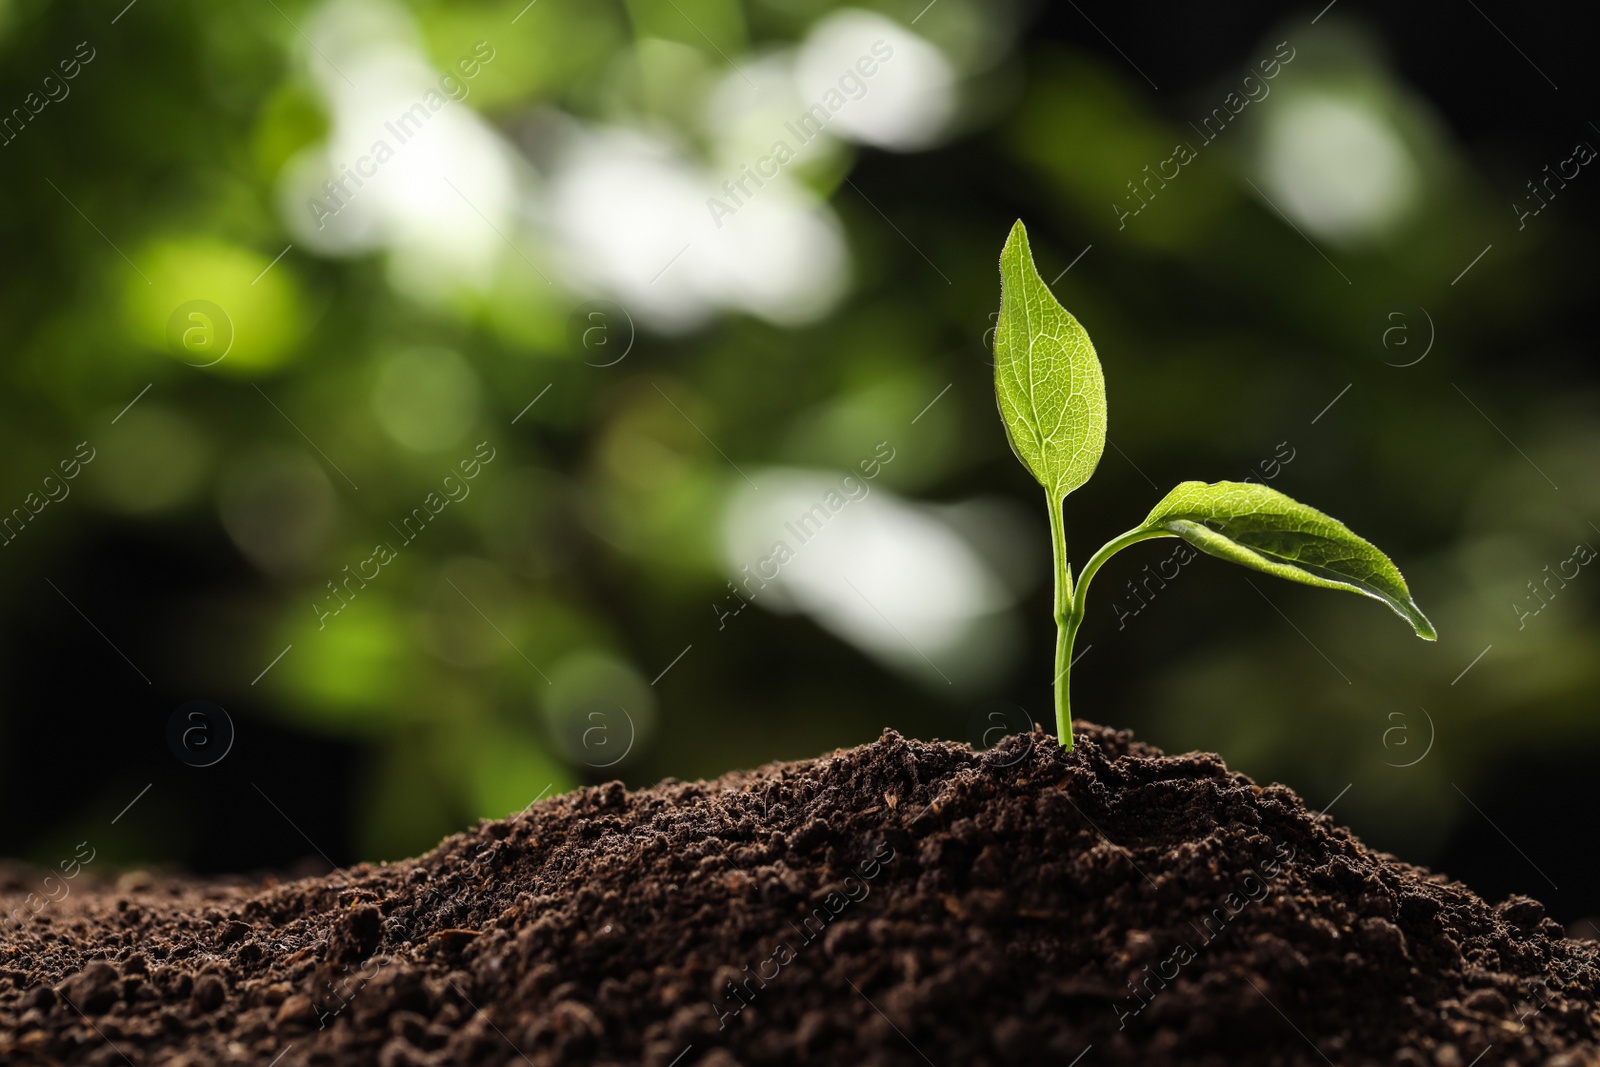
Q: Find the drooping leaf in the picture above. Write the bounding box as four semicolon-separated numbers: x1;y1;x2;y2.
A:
994;220;1107;501
1140;480;1437;640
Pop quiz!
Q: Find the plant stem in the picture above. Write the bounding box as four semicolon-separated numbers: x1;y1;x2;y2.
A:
1047;491;1073;747
1052;523;1173;748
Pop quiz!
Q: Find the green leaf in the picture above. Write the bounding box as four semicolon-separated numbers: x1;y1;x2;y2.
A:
994;220;1107;501
1141;480;1437;640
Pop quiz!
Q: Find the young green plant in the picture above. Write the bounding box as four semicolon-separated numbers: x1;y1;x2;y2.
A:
993;221;1436;749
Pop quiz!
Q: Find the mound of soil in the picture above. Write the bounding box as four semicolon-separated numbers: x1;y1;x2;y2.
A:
3;723;1598;1066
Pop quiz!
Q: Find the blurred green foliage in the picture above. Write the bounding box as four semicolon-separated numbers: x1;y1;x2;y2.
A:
1;0;1595;882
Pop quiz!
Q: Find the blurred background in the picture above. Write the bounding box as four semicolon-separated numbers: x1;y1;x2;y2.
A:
2;0;1598;925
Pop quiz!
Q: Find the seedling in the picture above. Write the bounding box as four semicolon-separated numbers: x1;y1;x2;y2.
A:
993;221;1436;749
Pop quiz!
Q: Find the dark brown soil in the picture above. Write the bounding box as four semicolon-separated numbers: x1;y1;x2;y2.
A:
3;723;1598;1066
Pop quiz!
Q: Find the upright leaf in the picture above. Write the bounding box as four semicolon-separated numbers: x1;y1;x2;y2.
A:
1140;480;1437;639
994;221;1107;501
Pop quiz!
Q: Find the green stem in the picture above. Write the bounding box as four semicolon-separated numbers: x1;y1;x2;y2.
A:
1047;491;1073;747
1051;522;1174;748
